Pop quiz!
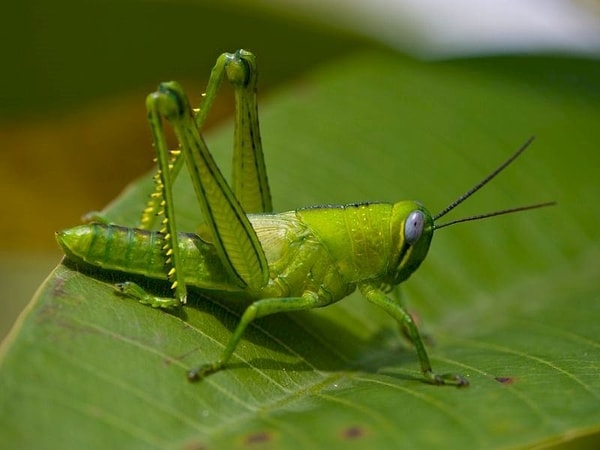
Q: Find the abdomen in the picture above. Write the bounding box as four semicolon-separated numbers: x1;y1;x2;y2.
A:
57;223;239;291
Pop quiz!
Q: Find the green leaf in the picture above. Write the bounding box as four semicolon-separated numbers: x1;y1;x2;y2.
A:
1;51;599;449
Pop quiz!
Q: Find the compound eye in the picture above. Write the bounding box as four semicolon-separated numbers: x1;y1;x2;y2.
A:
404;210;425;245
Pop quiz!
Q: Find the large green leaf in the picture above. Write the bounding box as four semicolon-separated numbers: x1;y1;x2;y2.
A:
1;51;598;449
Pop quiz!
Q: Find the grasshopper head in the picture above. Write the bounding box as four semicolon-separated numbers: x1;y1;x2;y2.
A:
385;138;555;287
387;201;435;285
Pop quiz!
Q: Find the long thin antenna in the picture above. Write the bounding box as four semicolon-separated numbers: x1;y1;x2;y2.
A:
434;136;535;221
434;201;556;230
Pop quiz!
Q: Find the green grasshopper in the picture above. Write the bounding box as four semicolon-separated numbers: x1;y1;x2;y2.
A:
57;49;554;387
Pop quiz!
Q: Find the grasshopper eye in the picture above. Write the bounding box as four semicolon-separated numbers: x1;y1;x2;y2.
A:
404;210;425;245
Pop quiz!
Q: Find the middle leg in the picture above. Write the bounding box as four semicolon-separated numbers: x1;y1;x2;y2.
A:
188;291;325;381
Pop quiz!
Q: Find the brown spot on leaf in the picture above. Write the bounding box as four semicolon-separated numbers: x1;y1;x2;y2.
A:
495;376;517;385
244;431;272;445
51;273;68;298
181;440;207;450
340;425;367;440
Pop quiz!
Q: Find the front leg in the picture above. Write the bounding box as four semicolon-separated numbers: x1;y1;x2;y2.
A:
359;283;469;387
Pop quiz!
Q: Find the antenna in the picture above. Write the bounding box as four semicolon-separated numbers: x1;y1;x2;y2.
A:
434;201;555;230
433;137;555;229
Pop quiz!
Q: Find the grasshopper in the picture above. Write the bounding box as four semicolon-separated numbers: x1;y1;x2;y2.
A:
57;49;553;387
